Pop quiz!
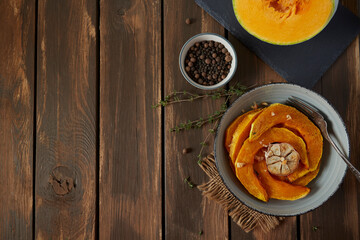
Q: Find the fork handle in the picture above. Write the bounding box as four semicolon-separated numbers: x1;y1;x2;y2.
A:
326;135;360;183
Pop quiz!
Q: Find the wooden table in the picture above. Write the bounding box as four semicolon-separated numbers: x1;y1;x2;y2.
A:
1;0;359;239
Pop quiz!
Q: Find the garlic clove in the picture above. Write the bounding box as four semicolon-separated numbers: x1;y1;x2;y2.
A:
286;151;300;162
281;164;291;176
266;156;281;165
280;143;293;157
270;144;281;156
267;161;282;174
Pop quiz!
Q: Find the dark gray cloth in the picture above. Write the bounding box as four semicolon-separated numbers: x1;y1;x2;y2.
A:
195;0;360;88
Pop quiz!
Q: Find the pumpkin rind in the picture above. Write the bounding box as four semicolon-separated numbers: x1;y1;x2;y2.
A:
229;109;262;164
249;103;322;172
254;161;310;200
225;112;250;152
287;164;311;182
293;163;321;186
235;164;269;202
235;127;309;168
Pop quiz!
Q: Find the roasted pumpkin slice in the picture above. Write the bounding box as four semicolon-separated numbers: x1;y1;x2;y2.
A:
254;161;310;201
229;109;262;164
249;103;322;171
235;164;269;202
225;113;248;152
287;164;310;182
293;163;321;186
235;127;308;168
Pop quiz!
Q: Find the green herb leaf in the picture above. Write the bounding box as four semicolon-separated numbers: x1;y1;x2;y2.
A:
184;177;195;188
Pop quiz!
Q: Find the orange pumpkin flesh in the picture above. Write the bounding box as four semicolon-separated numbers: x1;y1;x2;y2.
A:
249;103;323;172
226;103;323;202
225;113;250;152
233;0;335;45
235;127;309;168
254;161;310;200
287;164;310;182
293;163;321;186
235;164;269;202
229;109;262;164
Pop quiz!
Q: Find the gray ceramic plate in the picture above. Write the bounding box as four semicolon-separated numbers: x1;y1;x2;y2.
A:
214;83;349;216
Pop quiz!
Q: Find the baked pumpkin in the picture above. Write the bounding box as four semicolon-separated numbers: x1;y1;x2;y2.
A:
225;112;251;152
235;127;309;168
293;163;321;186
233;0;335;45
226;103;323;202
235;164;269;202
229;109;262;164
254;161;310;200
249;103;322;172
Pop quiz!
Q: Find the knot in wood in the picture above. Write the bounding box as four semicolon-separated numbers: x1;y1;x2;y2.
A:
116;9;126;16
49;166;75;196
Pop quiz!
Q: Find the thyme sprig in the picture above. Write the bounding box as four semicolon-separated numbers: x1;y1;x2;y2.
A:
312;226;319;232
170;92;232;132
152;84;246;109
170;104;226;132
184;177;195;188
197;119;219;164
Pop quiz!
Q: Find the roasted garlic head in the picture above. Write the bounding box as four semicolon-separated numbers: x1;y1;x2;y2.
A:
265;143;300;176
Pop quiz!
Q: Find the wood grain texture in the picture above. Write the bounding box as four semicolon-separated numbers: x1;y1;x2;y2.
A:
300;2;360;239
227;34;298;240
0;0;35;239
164;0;228;239
35;0;97;239
227;35;284;88
99;0;162;239
300;38;360;240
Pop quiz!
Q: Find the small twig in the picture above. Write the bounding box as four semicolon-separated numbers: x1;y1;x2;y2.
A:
152;84;246;109
170;109;225;132
184;177;195;188
197;119;219;164
312;226;319;232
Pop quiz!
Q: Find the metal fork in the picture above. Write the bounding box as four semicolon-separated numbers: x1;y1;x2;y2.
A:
288;96;360;183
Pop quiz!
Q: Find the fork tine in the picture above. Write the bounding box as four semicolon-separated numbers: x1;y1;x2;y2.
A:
291;96;322;115
288;97;315;116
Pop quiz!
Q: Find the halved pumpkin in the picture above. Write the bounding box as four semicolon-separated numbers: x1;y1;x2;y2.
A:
229;109;262;164
293;163;321;186
235;164;269;202
254;161;310;200
235;127;309;168
225;113;250;152
249;103;322;172
233;0;335;45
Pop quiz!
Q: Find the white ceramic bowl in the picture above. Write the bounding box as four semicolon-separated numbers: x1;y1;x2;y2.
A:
179;33;237;90
214;83;349;216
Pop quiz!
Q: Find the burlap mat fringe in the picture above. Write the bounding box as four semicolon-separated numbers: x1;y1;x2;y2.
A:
198;153;283;233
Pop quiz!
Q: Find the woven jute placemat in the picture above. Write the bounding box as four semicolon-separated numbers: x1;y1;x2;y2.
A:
197;153;284;233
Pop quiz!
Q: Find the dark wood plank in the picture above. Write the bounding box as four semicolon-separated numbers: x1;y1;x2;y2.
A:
0;0;35;239
35;0;97;238
99;0;162;239
300;2;360;239
164;1;228;239
227;35;297;239
300;39;360;240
